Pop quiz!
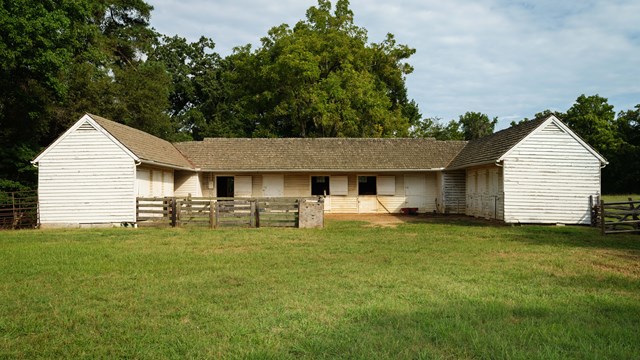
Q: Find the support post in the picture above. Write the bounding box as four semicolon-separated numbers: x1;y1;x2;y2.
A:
250;200;256;228
209;200;215;229
215;200;220;229
600;199;606;235
170;197;177;227
255;200;260;228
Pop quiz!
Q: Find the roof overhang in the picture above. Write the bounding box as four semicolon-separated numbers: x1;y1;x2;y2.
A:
498;115;608;166
32;114;140;164
195;168;446;173
138;159;195;171
445;161;497;171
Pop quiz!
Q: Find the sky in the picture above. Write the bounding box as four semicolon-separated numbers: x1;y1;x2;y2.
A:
146;0;640;130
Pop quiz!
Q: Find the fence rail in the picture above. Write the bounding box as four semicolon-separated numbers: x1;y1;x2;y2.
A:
591;196;640;235
136;196;323;228
0;191;38;229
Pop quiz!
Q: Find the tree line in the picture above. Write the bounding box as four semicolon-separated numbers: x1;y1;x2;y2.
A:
0;0;637;194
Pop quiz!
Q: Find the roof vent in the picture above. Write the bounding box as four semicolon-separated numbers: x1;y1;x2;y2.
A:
77;122;96;131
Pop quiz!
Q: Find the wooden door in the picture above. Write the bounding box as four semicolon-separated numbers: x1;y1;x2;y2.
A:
405;175;427;210
262;174;284;197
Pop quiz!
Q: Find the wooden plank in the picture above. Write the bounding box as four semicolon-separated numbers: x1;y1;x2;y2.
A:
260;221;297;227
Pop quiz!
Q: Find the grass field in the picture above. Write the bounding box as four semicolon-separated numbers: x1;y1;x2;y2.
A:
1;218;639;359
602;194;640;202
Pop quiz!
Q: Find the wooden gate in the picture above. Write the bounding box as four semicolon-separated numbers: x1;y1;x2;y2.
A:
591;196;640;235
0;191;38;229
136;196;321;228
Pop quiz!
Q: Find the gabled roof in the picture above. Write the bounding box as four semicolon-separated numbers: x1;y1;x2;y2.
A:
88;114;193;169
446;115;607;169
446;117;549;169
174;138;467;172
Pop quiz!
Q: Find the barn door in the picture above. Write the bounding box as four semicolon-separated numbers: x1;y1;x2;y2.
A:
136;169;151;197
405;175;428;210
262;174;284;197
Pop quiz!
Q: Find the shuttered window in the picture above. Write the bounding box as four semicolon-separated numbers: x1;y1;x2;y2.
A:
234;176;252;197
377;176;395;196
331;176;348;196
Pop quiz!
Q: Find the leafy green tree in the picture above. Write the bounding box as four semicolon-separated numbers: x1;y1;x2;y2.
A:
510;109;565;127
605;105;640;193
563;94;620;154
458;112;497;140
0;0;172;190
411;118;464;140
227;0;418;138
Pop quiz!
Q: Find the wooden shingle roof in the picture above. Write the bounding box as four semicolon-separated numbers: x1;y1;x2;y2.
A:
446;117;548;169
174;138;467;171
89;114;193;169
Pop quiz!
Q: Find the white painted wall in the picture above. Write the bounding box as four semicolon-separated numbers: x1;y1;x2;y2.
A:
465;165;503;220
37;121;136;225
502;121;601;224
442;171;466;214
174;171;202;197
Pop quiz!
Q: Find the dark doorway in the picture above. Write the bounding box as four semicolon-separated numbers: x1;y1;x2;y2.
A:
217;176;234;197
311;176;330;196
358;176;377;195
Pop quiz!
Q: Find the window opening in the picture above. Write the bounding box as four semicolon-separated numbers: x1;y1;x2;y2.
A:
358;176;377;195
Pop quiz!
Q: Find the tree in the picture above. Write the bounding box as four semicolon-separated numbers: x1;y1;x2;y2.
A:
563;94;620;154
0;0;172;190
510;109;565;127
411;118;464;140
605;104;640;193
223;0;418;138
458;112;497;140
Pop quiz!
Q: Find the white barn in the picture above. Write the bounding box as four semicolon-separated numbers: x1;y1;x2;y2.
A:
32;114;192;227
447;116;607;224
33;114;606;227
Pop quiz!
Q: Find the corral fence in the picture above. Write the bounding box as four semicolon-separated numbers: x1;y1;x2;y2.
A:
136;196;324;229
0;191;38;230
590;196;640;235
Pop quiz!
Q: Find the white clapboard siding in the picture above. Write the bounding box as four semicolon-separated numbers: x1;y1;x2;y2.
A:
174;171;201;197
136;168;151;197
442;171;465;214
502;121;601;224
37;121;135;224
465;166;503;220
252;175;263;197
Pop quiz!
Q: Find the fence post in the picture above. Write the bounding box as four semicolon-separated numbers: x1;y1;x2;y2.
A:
215;200;220;229
589;195;594;227
209;200;215;229
250;200;256;228
11;192;16;228
600;199;605;235
170;197;177;227
255;200;260;228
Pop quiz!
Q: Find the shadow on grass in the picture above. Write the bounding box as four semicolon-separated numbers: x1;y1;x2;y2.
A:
507;225;640;252
278;298;640;359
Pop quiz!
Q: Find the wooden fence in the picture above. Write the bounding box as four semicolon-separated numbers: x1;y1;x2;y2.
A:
0;191;38;229
591;196;640;235
136;196;323;228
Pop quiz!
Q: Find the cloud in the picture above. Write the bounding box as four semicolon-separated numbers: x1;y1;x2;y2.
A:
147;0;640;129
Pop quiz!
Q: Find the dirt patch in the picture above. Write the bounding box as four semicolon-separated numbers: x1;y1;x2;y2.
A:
324;213;496;228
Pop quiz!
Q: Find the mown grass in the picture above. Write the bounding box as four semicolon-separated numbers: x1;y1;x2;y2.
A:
602;194;640;202
1;219;639;359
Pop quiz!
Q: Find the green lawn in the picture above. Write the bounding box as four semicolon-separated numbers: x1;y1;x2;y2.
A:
602;194;640;202
1;219;639;359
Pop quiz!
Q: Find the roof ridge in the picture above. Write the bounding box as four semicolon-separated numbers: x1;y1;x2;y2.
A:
88;114;194;169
